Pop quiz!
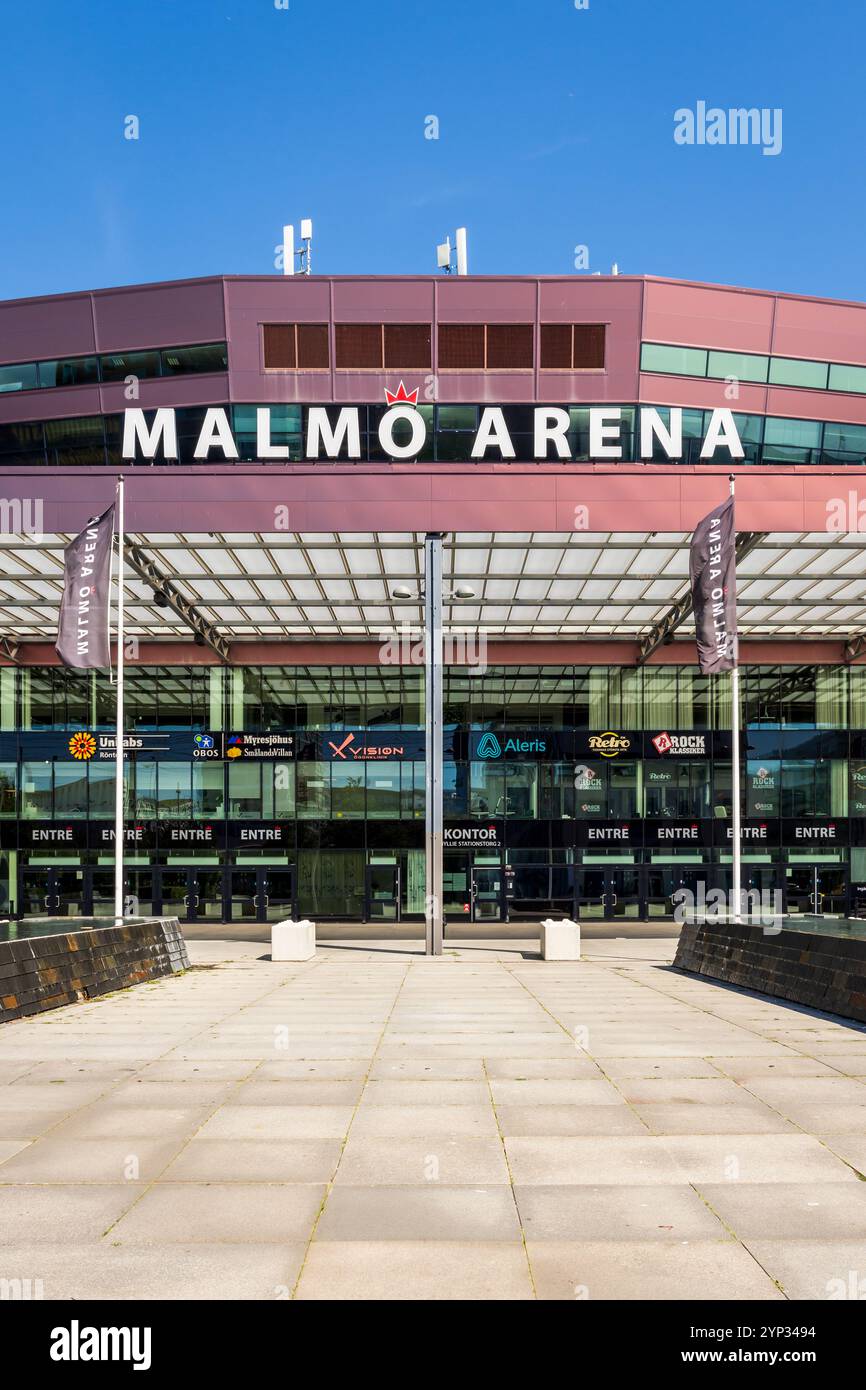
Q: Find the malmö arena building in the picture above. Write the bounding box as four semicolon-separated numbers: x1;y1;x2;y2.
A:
1;270;866;930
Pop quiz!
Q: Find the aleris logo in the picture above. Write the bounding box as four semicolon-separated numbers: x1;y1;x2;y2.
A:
477;734;502;759
49;1319;152;1371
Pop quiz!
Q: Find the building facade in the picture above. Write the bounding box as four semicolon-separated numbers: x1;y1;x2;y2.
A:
1;272;866;925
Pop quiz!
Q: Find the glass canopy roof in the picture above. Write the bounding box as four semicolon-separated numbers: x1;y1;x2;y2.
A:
0;531;863;644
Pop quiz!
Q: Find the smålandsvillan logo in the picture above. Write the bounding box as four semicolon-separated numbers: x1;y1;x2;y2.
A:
68;732;97;761
476;733;502;759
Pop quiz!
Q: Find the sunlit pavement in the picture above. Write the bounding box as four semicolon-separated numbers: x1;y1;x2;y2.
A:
2;934;866;1300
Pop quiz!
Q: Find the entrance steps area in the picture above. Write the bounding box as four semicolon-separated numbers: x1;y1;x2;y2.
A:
2;932;866;1299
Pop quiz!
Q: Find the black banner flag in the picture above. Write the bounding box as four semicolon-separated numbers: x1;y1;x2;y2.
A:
690;495;737;675
55;505;115;669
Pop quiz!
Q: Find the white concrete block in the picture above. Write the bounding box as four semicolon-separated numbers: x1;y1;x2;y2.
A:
541;917;581;961
271;919;316;961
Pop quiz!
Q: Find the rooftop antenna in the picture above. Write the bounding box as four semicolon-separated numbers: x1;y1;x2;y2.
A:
282;219;313;276
436;226;468;275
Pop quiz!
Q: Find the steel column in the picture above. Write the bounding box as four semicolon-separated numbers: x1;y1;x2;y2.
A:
424;533;444;956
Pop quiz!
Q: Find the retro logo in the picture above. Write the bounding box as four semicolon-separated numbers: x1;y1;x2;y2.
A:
588;732;631;758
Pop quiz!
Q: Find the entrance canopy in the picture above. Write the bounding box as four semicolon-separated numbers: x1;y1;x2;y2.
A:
0;529;864;655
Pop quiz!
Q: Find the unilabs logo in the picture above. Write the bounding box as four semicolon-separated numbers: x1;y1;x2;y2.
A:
588;732;631;758
68;731;97;760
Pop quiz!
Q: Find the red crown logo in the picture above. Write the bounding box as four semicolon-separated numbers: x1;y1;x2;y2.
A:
384;380;419;407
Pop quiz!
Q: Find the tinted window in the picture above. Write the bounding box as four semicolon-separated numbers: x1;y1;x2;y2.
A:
38;357;99;388
829;362;866;394
768;357;828;389
640;343;708;376
0;362;38;393
707;350;769;383
100;350;161;383
160;343;228;375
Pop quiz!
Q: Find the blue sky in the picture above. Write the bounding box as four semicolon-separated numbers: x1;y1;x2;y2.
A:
2;0;863;301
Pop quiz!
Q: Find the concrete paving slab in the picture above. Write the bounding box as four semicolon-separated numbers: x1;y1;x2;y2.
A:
294;1240;533;1300
349;1105;498;1137
527;1240;783;1300
633;1104;797;1135
0;1138;182;1183
496;1105;648;1137
698;1182;866;1240
160;1138;343;1183
743;1239;866;1300
0;1184;142;1242
514;1184;726;1241
315;1185;521;1241
197;1105;354;1140
334;1136;510;1185
107;1183;326;1244
0;1242;306;1300
226;1080;364;1106
490;1079;624;1106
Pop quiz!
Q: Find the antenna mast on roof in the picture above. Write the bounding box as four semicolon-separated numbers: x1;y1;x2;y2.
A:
282;219;313;276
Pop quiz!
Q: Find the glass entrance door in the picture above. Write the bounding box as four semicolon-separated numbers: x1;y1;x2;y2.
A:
576;868;642;920
471;866;504;922
575;868;607;919
226;868;297;923
262;867;296;922
156;868;194;921
19;867;85;919
191;869;224;924
19;861;84;917
89;869;116;918
786;865;848;916
365;865;401;923
608;868;642;919
156;868;224;923
645;867;707;921
227;869;260;922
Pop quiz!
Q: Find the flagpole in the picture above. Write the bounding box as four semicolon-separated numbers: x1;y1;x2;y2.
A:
113;475;125;924
729;474;741;925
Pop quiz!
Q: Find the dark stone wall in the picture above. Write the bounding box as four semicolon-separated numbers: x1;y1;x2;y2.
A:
0;918;190;1022
673;919;866;1024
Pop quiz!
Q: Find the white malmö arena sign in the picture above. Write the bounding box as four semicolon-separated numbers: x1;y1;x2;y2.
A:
121;403;745;463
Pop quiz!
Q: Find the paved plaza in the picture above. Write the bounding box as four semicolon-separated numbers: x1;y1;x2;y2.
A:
2;934;866;1300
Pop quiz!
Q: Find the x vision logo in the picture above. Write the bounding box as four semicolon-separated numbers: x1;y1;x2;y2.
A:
477;733;502;759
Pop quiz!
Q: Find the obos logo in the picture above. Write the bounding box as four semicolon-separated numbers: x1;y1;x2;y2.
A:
476;733;502;760
68;732;97;761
